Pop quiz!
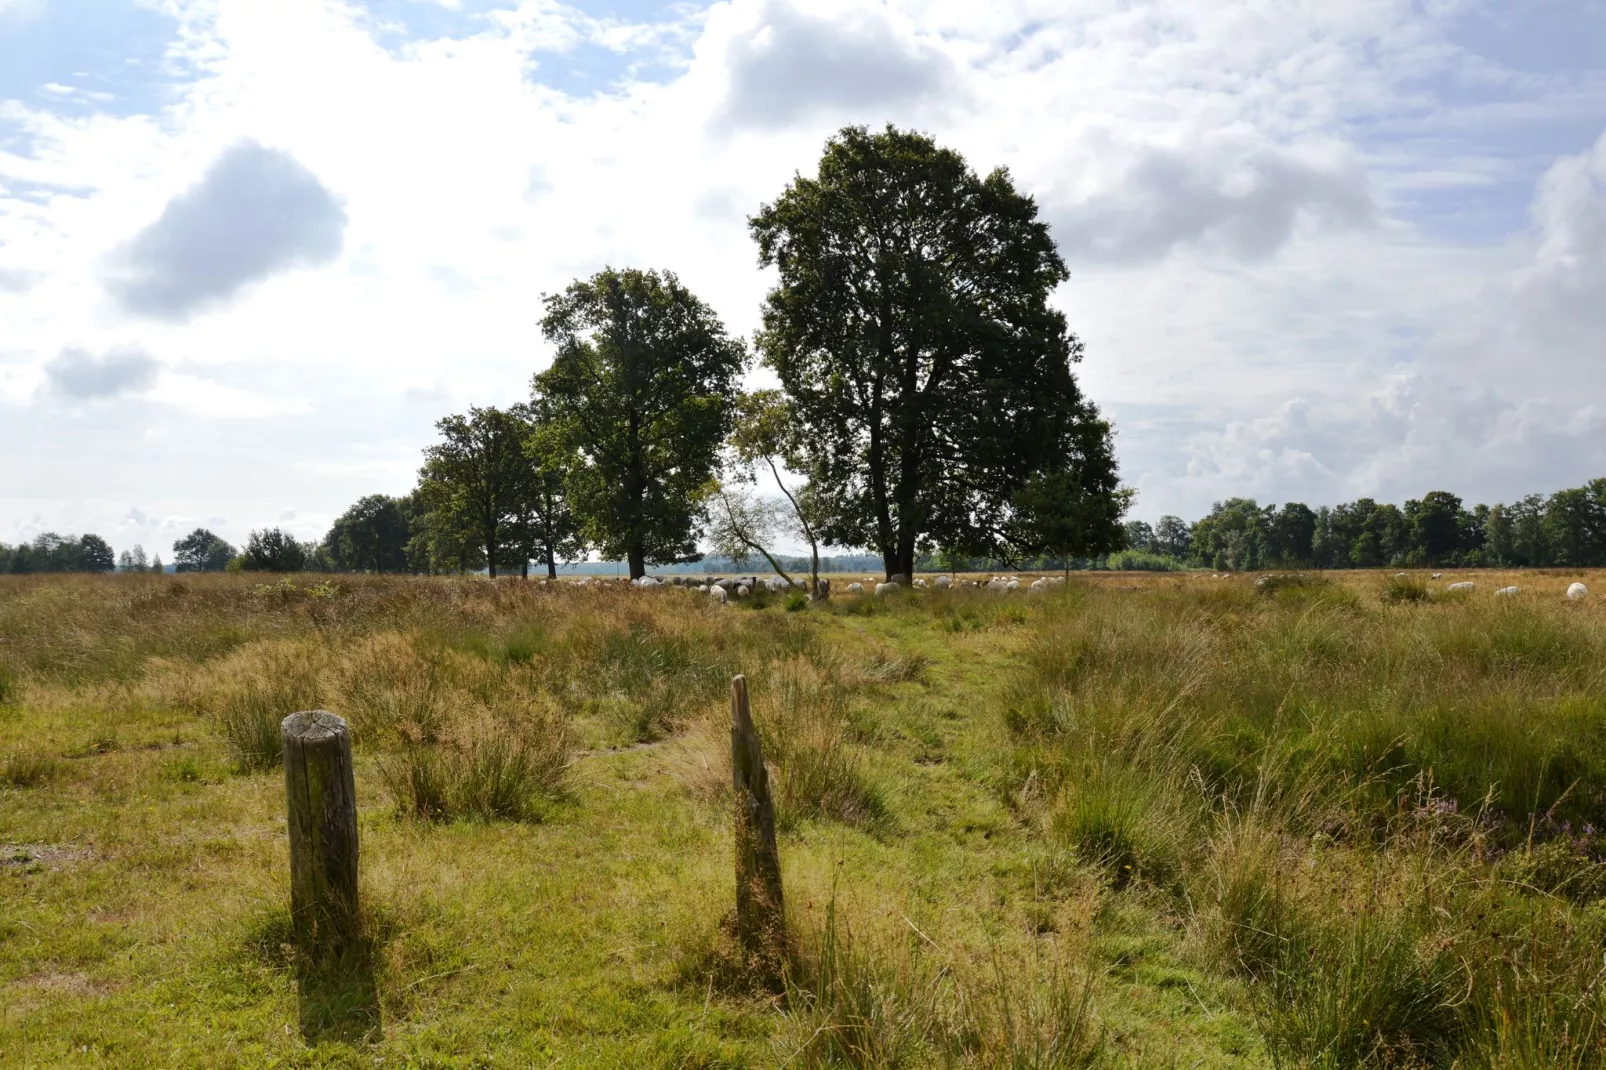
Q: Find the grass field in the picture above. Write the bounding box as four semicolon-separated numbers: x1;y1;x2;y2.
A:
3;568;1606;1068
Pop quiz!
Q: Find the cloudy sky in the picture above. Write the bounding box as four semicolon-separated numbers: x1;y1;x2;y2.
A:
2;0;1604;555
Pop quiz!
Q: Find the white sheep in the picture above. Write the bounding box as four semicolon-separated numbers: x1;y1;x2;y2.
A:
934;575;952;590
1447;581;1475;593
1048;576;1066;586
913;577;928;588
1567;582;1589;600
1432;573;1443;580
986;577;1009;591
1496;586;1520;597
1006;579;1020;591
875;581;899;596
847;582;864;594
708;585;727;603
696;584;708;593
635;576;660;587
735;584;749;598
1028;578;1047;594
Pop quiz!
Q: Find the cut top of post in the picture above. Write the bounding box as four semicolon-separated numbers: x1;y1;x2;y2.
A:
731;675;752;734
282;710;350;743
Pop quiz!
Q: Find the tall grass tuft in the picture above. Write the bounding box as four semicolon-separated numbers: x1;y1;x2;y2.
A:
210;641;327;773
941;943;1103;1070
0;661;17;706
759;658;886;830
1;751;60;788
780;896;936;1068
381;712;569;822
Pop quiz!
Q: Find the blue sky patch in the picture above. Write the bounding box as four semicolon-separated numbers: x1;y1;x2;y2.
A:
0;0;185;119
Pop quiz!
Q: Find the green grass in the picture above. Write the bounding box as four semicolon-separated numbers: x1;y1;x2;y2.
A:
2;568;1605;1066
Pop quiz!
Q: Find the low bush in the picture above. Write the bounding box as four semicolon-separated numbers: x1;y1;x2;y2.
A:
1381;575;1431;604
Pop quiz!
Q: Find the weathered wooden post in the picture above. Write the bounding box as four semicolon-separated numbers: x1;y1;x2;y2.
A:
730;675;784;975
282;711;360;950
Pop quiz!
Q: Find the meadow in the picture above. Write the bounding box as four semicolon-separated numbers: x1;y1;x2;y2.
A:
2;567;1605;1068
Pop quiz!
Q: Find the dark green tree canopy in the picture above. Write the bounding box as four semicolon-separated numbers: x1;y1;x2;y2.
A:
240;527;308;572
534;267;746;579
324;494;411;573
172;528;235;573
418;406;533;578
750;124;1123;579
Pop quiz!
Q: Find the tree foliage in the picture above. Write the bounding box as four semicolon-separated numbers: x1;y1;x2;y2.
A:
240;527;309;572
172;528;235;573
417;406;534;578
324;495;411;573
534;267;745;579
751;124;1123;579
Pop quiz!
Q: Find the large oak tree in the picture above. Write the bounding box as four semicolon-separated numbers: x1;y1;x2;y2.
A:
534;268;745;580
750;125;1125;579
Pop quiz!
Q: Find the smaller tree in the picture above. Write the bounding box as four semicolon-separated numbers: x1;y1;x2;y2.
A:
517;418;586;580
150;554;164;574
78;535;116;573
706;483;797;585
1122;520;1155;554
727;390;827;597
418;406;534;578
1153;515;1192;559
240;528;308;572
324;495;411;573
172;528;236;573
118;545;149;572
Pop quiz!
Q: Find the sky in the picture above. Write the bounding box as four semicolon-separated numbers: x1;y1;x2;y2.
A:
1;0;1605;557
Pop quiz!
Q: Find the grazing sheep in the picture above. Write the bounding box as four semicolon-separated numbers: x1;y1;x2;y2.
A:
934;575;952;590
913;577;928;588
635;576;660;587
1028;578;1047;594
1006;579;1020;591
708;585;726;603
1447;581;1475;593
847;582;864;594
696;584;708;593
986;577;1009;591
1432;573;1443;580
875;581;899;596
735;584;749;598
1394;572;1407;579
1496;586;1520;597
1567;582;1589;600
887;573;909;586
1048;576;1066;586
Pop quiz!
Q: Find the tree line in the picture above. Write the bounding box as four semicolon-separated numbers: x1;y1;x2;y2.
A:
1121;482;1606;571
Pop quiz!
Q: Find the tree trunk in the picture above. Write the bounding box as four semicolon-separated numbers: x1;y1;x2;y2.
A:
545;535;557;580
521;558;529;579
628;544;645;581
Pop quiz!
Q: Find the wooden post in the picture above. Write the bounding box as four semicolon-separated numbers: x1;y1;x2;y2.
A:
282;710;360;951
731;675;784;971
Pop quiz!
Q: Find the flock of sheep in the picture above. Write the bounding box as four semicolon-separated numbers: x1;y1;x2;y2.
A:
553;572;1596;603
548;572;1074;601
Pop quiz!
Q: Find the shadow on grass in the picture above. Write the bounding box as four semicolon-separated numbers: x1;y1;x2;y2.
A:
244;909;383;1045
